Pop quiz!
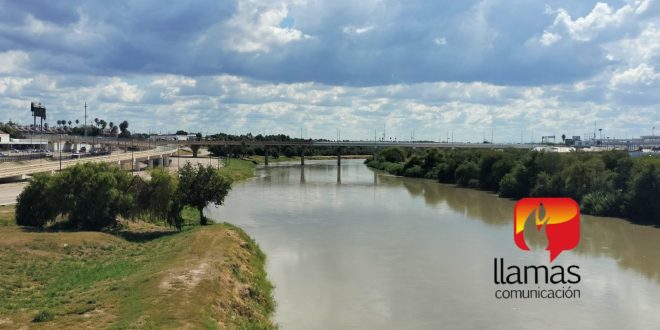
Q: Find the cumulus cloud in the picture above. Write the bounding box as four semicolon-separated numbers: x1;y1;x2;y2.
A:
0;51;29;74
223;1;310;53
539;31;561;46
0;0;657;140
545;1;649;42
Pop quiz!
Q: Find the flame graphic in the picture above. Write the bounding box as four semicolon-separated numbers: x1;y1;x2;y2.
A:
523;203;550;250
513;198;581;262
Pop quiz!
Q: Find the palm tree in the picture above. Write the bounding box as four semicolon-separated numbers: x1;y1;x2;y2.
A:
68;121;72;126
75;119;79;126
561;134;566;142
94;118;99;127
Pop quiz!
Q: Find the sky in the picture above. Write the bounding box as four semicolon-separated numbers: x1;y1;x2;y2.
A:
0;0;658;142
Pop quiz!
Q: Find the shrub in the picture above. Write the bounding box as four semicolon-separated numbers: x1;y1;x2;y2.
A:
382;162;404;176
454;161;479;187
58;163;136;230
15;174;58;227
530;172;563;197
624;162;660;222
33;310;54;323
498;164;533;198
15;163;136;230
581;191;623;216
404;165;425;178
379;147;407;163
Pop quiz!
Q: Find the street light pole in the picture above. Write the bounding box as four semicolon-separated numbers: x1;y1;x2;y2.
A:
59;133;62;171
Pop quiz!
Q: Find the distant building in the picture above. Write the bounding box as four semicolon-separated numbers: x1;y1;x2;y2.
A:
533;146;575;153
149;134;193;142
0;132;48;150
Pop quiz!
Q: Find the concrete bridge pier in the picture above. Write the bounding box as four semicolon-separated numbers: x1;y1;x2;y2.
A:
158;156;164;168
300;148;305;166
264;147;269;166
163;155;170;167
147;158;154;169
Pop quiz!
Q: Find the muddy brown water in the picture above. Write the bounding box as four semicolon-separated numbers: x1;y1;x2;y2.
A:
209;159;660;330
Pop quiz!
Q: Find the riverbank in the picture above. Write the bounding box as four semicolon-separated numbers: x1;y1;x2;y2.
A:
365;148;660;223
0;159;275;328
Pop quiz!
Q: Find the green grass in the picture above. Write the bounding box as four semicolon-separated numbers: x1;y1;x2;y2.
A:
246;155;297;164
0;208;276;328
219;158;257;182
0;205;15;226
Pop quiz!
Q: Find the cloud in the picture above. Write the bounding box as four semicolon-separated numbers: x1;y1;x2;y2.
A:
610;63;658;87
545;1;649;42
223;1;310;53
539;31;561;46
0;0;657;140
342;25;374;35
0;51;29;74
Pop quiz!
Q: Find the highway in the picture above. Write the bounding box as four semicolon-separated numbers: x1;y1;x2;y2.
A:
0;148;177;180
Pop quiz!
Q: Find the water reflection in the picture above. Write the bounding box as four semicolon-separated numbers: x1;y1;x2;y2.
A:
212;159;660;329
374;168;660;284
376;173;512;226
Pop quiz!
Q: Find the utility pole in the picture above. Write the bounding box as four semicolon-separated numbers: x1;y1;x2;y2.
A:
84;102;88;137
131;138;134;172
59;133;62;171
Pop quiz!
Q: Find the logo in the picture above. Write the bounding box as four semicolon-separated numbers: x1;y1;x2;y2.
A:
514;198;580;262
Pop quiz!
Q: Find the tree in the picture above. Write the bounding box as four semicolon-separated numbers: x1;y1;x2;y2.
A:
15;174;58;227
75;119;79;126
135;168;179;226
119;120;129;132
94;118;99;127
177;163;232;225
561;134;566;142
625;162;660;222
68;121;72;126
100;120;107;130
15;163;136;230
454;161;480;187
118;120;131;137
57;163;136;229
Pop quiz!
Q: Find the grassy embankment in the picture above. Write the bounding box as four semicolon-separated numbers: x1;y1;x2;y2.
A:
0;159;275;329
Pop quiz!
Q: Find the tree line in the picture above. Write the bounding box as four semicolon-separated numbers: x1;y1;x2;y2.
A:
205;133;373;159
15;162;231;230
366;148;660;223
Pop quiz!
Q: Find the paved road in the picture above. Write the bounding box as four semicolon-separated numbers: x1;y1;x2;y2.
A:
0;148;177;180
0;182;26;205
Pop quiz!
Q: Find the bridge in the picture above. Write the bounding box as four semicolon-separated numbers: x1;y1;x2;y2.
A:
0;147;176;180
43;135;537;166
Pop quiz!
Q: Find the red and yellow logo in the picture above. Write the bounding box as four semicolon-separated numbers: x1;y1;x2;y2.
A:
514;198;580;262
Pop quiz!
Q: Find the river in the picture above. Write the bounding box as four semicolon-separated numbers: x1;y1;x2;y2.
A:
209;159;660;329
